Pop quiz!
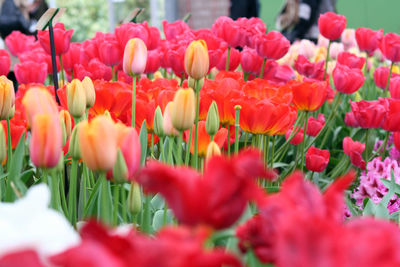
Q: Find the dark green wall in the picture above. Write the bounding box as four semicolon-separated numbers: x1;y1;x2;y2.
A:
260;0;400;33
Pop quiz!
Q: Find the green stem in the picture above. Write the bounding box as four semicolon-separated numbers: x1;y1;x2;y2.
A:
159;136;164;161
300;112;310;171
142;194;152;233
193;80;200;169
184;126;192;166
150;133;155;157
310;171;315;181
112;66;117;81
243;72;249;82
68;160;78;226
234;107;241;154
259;58;267;78
177;132;183;165
364;129;370;163
264;135;270;166
323;41;331;80
98;172;112;225
225;46;231;71
6;118;12;171
113;184;120;226
163;202;168;226
120;184;127;223
227;125;231;155
385;61;395;96
59;55;65;85
168;136;174;165
47;169;62;212
132;75;137;128
270;135;276;168
244;132;249;147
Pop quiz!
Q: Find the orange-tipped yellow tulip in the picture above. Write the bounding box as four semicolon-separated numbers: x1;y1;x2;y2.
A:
29;114;62;168
123;38;147;76
184;40;209;80
171;88;195;131
163;102;179;136
0;76;15;120
22;87;58;127
82;76;95;108
67;79;86;119
78;115;117;171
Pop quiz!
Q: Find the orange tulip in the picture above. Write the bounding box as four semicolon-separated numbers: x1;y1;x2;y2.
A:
0;76;15;120
78;115;117;171
123;38;147;76
67;79;86;118
291;80;328;112
29;113;62;168
171;88;196;131
184;121;227;157
184;40;209;80
22;87;58;127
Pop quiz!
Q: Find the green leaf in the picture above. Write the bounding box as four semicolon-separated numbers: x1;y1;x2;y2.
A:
5;133;26;201
139;120;148;166
152;209;173;231
151;193;165;210
83;176;102;218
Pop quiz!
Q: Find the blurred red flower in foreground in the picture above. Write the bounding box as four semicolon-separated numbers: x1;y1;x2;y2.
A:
137;149;276;229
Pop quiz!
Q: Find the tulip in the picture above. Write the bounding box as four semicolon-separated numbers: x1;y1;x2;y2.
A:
341;29;357;50
184;40;209;80
394;132;400;151
294;55;325;80
306;114;325;137
318;12;347;41
0;76;15;120
211;16;243;48
162;19;190;41
240;47;263;75
0;125;6;164
333;64;365;94
343;136;365;169
355;27;383;54
98;39;121;67
305;146;330;172
4;31;36;57
344;112;360;128
380;33;400;63
291;80;328;112
123;38;147;76
0;50;10;76
14;61;48;84
59;110;72;141
375;66;399;90
205;140;221;162
216;47;241;72
337;52;366;69
163;102;179;136
153;106;164;138
29;114;62;168
81;77;95;108
68;126;81;160
144;50;161;74
171;88;196;132
285;127;304;145
255;31;290;60
78;116;117;171
350;100;386;129
206;101;220;138
381;98;400;132
37;23;74;56
66;79;87;119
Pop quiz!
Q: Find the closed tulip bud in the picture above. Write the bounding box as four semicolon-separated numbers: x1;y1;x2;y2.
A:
0;125;6;164
0;76;15;120
188;76;204;90
163;102;179;136
82;76;95;108
154;71;163;79
54;152;65;172
171;88;195;131
79;116;117;171
59;110;72;141
128;181;142;215
69;125;81;160
123;38;147;76
113;149;129;183
60;117;67;146
206;101;220;138
67;79;86;119
206;141;221;161
30;114;62;168
153;106;164;138
184;40;209;80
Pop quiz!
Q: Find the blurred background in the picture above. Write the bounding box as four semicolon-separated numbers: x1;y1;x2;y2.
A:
52;0;400;41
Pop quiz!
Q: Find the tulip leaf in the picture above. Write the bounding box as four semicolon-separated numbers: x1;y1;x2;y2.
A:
151;193;165;210
83;176;101;218
139;121;148;166
152;209;173;231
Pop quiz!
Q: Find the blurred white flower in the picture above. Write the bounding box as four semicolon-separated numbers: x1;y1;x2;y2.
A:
0;184;80;257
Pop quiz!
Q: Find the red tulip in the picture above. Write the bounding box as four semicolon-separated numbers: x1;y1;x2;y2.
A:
166;42;187;78
212;16;243;48
294;55;324;80
343;136;365;169
1;120;26;149
216;47;241;71
0;49;10;76
137;149;275;229
291;80;328;112
0;250;45;267
318;12;347;41
4;31;36;56
394;132;400;150
162;19;190;41
380;33;400;62
14;61;48;84
344;112;360;128
255;31;290;60
37;23;74;56
98;39;122;67
62;42;88;73
355;27;383;54
115;22;149;51
381;98;400;132
333;63;365;94
389;76;400;99
374;66;399;89
305;146;330;172
74;58;112;81
144;50;161;74
306;114;325;137
350;100;386;129
240;47;263;75
285;127;304;145
19;48;60;75
337;52;366;69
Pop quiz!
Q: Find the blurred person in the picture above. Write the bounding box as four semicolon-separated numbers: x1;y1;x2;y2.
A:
276;0;337;43
230;0;260;19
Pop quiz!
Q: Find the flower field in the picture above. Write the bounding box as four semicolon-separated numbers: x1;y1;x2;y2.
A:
1;11;400;267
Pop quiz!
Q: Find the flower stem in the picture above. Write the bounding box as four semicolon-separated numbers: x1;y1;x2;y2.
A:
259;58;267;78
193;79;200;169
300;111;309;171
225;46;231;71
177;132;183;165
120;184;127;223
6;118;12;171
234;107;241;154
168;136;174;165
184;126;192;166
227;125;231;155
113;184;120;226
131;75;137;128
98;172;112;225
385;61;395;96
142;194;152;233
59;55;65;85
68;160;78;226
112;66;117;81
323;40;331;80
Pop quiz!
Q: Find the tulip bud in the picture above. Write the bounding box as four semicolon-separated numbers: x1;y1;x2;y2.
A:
188;76;204;90
82;76;96;108
0;76;15;120
184;40;209;80
54;152;65;172
163;102;179;136
171;88;195;131
354;91;363;102
69;125;81;160
206;141;221;161
128;181;142;216
113;149;129;183
206;101;220;139
154;71;163;79
103;110;112;120
59;110;72;140
67;79;87;119
60;117;67;146
0;125;6;164
123;38;147;76
153;106;164;138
